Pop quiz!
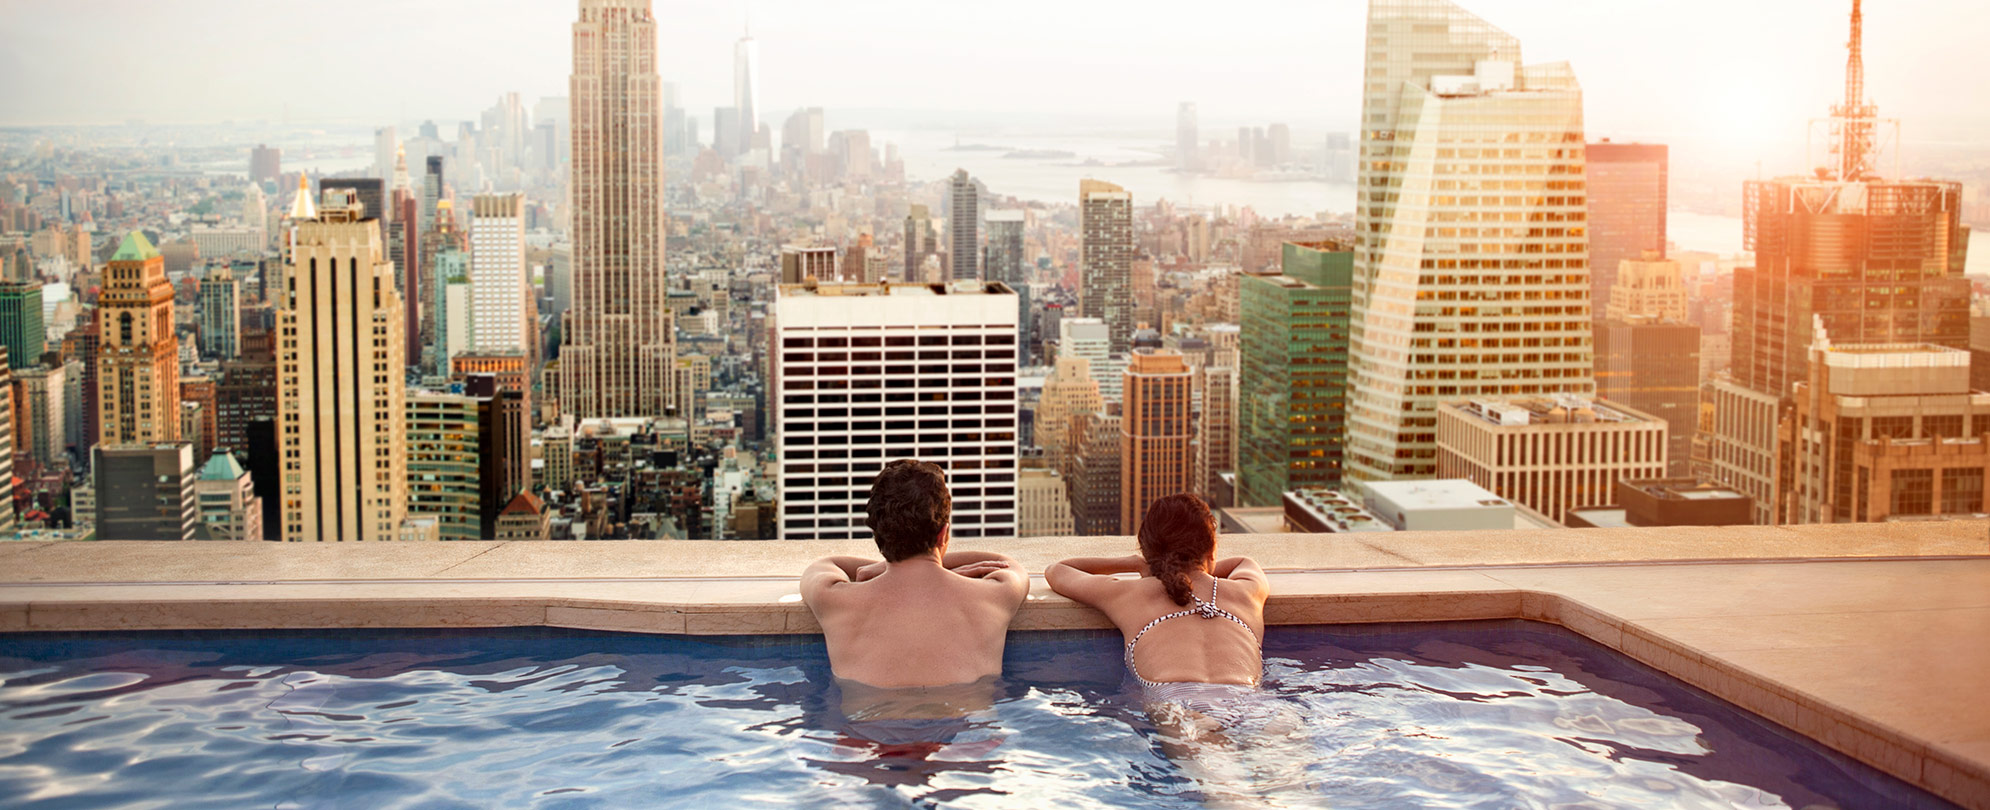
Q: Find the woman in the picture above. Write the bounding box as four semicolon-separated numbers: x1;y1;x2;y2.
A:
1045;493;1270;716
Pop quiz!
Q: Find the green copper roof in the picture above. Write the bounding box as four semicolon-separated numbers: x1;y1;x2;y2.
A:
198;451;246;482
111;231;159;262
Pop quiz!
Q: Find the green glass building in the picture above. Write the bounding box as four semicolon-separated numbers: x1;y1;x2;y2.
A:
1237;241;1353;507
0;280;44;370
405;392;483;540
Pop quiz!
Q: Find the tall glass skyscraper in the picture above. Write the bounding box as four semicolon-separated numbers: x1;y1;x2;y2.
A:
1079;180;1134;355
1347;0;1595;481
1238;241;1355;506
948;169;980;282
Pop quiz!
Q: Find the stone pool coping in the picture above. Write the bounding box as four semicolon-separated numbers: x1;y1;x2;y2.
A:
2;522;1988;809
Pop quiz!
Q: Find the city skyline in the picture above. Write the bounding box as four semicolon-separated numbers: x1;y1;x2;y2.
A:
6;1;1990;163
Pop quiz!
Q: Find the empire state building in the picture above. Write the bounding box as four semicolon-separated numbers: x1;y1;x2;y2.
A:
561;0;675;418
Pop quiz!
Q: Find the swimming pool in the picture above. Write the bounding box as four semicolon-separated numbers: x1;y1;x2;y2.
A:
0;620;1958;809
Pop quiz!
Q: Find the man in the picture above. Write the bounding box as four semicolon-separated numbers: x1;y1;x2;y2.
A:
801;459;1030;688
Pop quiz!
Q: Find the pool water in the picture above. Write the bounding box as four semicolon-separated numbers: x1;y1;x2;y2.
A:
0;621;1959;809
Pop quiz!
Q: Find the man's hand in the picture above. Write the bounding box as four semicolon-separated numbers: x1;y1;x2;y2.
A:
949;559;1012;579
854;561;889;582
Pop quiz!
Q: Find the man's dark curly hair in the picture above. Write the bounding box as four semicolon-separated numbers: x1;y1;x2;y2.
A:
865;459;951;561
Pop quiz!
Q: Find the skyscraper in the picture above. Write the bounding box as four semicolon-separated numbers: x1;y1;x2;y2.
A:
1585;142;1668;306
1037;354;1103;473
94;444;198;541
1594;253;1699;478
198;267;240;360
985;210;1027;286
1711;0;1972;524
1786;331;1990;524
373;126;397;186
1176;103;1199;172
194;451;264;541
771;280;1020;541
250;145;282;185
1238;241;1354;506
420;156;444;235
1347;0;1594;481
277;189;408;542
406;391;483;540
1121;350;1194;534
469;193;529;355
903;205;937;282
1080;179;1134;354
562;0;675;418
1435;397;1668;523
948;169;980;282
0;281;44;370
99;231;181;446
319;178;384;225
986;210;1030;363
779;245;838;284
733;28;760;157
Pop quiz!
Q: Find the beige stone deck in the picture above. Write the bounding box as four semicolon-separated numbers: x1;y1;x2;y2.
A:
2;520;1987;808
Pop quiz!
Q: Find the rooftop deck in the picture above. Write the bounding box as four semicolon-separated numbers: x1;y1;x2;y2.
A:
3;521;1987;808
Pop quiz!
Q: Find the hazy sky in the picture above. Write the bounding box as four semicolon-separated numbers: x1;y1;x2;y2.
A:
5;0;1987;160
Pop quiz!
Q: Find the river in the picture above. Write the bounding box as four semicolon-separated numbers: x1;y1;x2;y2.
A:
887;131;1988;275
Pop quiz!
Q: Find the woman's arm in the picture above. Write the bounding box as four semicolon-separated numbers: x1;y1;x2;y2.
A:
1212;556;1269;599
1051;555;1150;576
1045;555;1146;609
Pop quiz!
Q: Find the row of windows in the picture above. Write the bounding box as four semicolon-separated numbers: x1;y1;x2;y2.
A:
783;334;1016;349
786;500;1016;514
782;392;1016;406
785;365;1013;378
785;378;1015;393
784;349;1016;363
785;449;1012;464
784;511;1014;526
783;464;1015;483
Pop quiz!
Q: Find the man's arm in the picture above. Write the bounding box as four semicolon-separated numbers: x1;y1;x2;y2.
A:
945;551;1029;605
800;556;877;608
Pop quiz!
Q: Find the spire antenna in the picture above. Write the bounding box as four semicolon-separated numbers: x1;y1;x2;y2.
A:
1832;0;1878;181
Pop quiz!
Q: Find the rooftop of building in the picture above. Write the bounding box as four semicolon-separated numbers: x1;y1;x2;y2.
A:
196;452;245;482
1285;488;1394;533
1623;478;1748;502
776;280;1014;298
110;231;158;263
1362;478;1515;513
1447;396;1659;427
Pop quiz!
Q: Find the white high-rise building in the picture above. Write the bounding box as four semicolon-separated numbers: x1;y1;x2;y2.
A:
773;280;1021;541
374;126;397;186
469;193;528;355
1346;0;1595;482
1059;317;1122;401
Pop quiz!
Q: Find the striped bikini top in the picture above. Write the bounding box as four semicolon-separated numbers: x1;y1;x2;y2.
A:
1123;576;1260;689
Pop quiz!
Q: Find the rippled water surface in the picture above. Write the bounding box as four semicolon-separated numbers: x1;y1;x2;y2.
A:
0;621;1958;809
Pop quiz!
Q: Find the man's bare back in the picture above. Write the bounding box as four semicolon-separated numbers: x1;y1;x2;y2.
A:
801;549;1029;688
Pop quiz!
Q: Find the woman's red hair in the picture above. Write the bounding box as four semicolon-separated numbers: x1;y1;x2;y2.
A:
1137;493;1217;606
